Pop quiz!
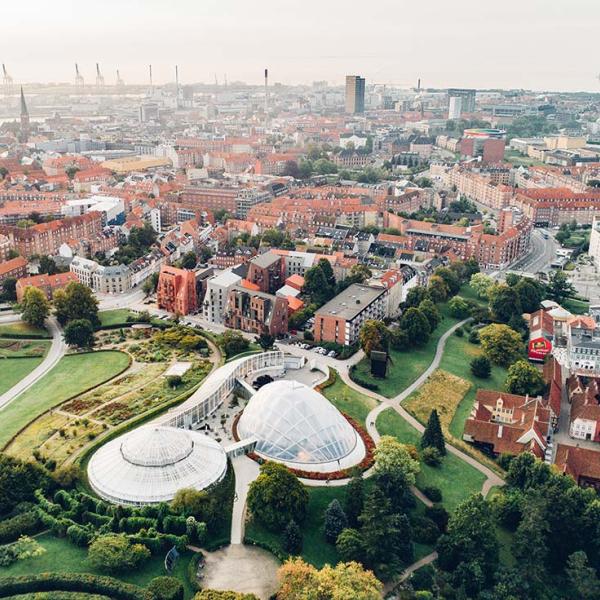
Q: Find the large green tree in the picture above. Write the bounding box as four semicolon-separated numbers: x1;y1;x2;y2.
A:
21;286;50;328
324;499;348;544
427;275;449;303
359;319;389;356
479;324;523;367
400;307;431;346
53;281;99;327
421;409;446;455
434;267;461;296
418;299;441;331
546;270;576;304
63;318;95;348
469;273;495;299
489;284;522;323
514;278;543;313
247;462;308;531
505;359;546;396
344;473;364;527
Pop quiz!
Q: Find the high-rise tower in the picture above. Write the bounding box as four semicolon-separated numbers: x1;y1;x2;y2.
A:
345;75;365;114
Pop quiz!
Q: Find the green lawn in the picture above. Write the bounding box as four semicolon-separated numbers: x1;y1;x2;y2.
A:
0;321;50;338
0;357;44;396
352;305;462;398
439;335;508;439
0;339;50;358
246;481;433;569
563;296;589;315
0;351;130;449
376;409;486;512
0;533;197;598
320;370;378;426
98;309;137;328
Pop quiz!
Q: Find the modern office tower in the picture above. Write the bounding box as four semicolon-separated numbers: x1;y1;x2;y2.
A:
448;88;476;113
345;75;365;114
448;95;462;120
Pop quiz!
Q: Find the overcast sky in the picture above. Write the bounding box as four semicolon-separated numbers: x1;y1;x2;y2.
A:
3;0;599;91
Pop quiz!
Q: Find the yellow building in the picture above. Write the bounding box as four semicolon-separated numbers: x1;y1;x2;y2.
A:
544;136;586;151
102;156;172;174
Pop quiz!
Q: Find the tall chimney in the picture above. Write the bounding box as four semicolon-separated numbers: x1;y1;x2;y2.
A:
264;68;269;115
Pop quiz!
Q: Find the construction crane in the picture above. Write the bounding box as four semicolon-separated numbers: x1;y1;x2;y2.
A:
95;63;105;88
149;64;153;95
115;69;124;88
2;64;13;97
75;63;84;90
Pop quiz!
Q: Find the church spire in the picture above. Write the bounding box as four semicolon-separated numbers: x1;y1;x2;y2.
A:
20;86;28;117
19;86;30;143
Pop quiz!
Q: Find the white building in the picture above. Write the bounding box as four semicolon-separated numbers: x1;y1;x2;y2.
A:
150;208;162;233
588;217;600;270
448;96;462;120
203;270;242;324
62;195;125;226
70;256;132;294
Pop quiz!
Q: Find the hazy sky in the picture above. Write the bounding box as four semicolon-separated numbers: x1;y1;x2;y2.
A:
3;0;599;91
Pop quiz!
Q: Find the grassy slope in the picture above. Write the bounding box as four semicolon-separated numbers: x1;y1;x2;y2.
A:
440;335;508;439
320;371;378;426
0;322;50;338
97;309;136;327
0;351;130;449
1;533;197;598
0;339;50;358
352;304;462;398
0;357;44;396
376;408;486;513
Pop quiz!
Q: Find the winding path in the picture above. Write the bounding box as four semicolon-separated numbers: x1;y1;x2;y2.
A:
0;316;67;411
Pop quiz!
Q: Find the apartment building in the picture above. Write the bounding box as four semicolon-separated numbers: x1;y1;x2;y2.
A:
314;284;387;346
70;256;132;294
16;271;79;302
566;375;600;443
203;270;242;324
514;188;600;226
246;252;284;294
224;286;288;336
157;266;198;316
0;256;28;283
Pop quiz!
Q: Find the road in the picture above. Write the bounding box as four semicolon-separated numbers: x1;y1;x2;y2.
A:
509;229;559;275
96;288;145;311
0;316;67;410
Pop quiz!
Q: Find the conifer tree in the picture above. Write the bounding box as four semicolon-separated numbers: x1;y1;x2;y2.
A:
421;409;446;456
283;519;303;555
324;499;348;544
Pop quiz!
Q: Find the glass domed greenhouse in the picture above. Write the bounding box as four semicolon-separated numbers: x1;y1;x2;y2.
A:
237;380;365;472
87;425;227;505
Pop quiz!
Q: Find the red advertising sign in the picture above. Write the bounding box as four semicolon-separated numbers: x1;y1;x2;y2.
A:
528;337;552;361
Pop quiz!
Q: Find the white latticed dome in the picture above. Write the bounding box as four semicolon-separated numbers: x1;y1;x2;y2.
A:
237;380;364;472
88;425;227;505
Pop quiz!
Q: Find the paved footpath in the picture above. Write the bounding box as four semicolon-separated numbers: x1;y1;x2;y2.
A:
0;316;67;411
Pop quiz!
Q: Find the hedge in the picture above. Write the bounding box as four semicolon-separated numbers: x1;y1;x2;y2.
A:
0;511;41;544
146;576;184;600
243;536;287;562
0;573;149;600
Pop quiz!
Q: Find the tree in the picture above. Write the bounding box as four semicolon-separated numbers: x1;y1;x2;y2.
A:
344;473;364;527
283;519;303;555
513;499;549;591
546;270;576;304
53;281;99;327
255;333;275;351
63;318;95;348
505;360;546;396
447;295;469;318
172;488;209;516
479;324;523;367
282;160;300;179
421;409;446;456
336;528;366;564
38;255;58;275
0;454;51;514
436;494;499;594
470;355;491;378
87;534;150;573
317;258;336;288
247;462;308;531
400;307;431;346
427;275;449;303
324;499;348;544
303;263;334;306
128;223;157;251
566;551;600;600
434;267;461;296
21;286;50;328
179;251;197;270
374;435;420;488
404;286;429;308
469;273;495;299
359;487;414;577
418;299;441;331
147;576;184;600
1;277;17;302
359;319;389;356
489;284;522;323
514;278;543;313
277;557;382;600
219;330;249;358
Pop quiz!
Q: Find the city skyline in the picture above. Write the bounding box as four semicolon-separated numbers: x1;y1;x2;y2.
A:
2;0;600;92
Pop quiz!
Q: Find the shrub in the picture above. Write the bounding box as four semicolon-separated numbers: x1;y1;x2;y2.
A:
0;511;41;544
147;576;184;600
0;535;46;567
422;486;442;503
424;504;449;532
454;327;464;337
282;519;303;555
66;524;93;547
470;355;491;378
421;447;442;467
411;515;441;545
163;515;188;536
87;534;150;574
468;329;480;344
119;516;158;534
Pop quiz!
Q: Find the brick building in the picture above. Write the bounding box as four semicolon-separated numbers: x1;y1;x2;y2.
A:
514;188;600;226
0;256;28;283
16;271;79;302
246;252;284;294
224;286;288;336
156;265;198;316
0;213;103;258
314;284;387;346
554;445;600;491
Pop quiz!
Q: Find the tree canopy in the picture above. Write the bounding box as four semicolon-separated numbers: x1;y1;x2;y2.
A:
479;324;523;367
21;286;50;328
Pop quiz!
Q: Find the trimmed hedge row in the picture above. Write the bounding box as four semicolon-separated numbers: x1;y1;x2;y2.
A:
243;536;286;562
0;511;41;544
0;573;149;600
